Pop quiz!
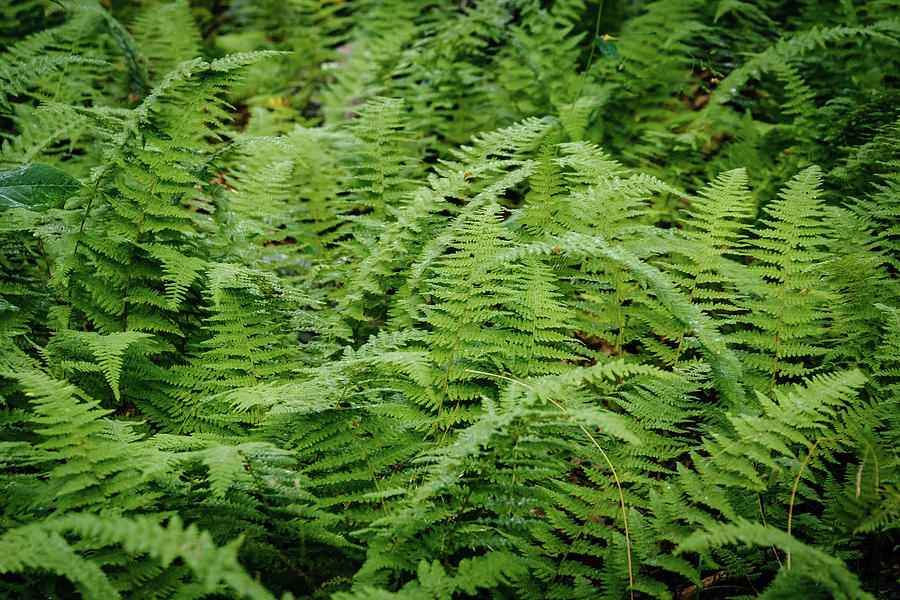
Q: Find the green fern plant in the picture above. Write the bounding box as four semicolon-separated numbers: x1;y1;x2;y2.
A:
646;167;754;367
733;166;832;392
0;514;278;600
1;3;898;600
131;0;202;83
167;263;302;433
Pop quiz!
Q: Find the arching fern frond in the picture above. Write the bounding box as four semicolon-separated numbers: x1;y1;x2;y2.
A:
0;514;277;600
10;368;162;512
678;519;873;600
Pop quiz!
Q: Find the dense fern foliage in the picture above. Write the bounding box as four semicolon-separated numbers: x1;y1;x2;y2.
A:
1;0;899;598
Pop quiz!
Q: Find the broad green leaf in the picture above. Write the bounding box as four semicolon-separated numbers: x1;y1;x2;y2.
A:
0;163;81;212
597;38;619;61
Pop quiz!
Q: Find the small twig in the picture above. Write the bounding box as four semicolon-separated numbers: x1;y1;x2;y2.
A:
678;570;727;600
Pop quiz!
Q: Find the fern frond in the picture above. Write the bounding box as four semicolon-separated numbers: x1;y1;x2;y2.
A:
53;330;152;401
0;527;120;600
693;370;866;496
131;0;203;82
706;23;900;119
65;53;277;336
346;96;418;220
734;166;832;391
0;7;107;110
9;368;161;512
490;232;745;408
648;168;754;366
0;514;277;600
441;116;555;175
423;202;515;426
167;263;302;433
679;519;873;600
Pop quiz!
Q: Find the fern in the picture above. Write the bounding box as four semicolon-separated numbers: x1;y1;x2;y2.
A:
692;370;867;494
50;330;153;401
346;96;418;220
131;0;202;83
167;263;301;433
0;12;104;111
0;514;277;600
733;166;832;392
679;519;873;600
61;55;260;331
648;167;754;367
2;3;898;599
422;202;516;428
495;256;583;377
0;104;93;171
7;368;162;513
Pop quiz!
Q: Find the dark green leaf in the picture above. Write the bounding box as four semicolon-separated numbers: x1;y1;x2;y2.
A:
597;38;619;61
0;163;82;211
